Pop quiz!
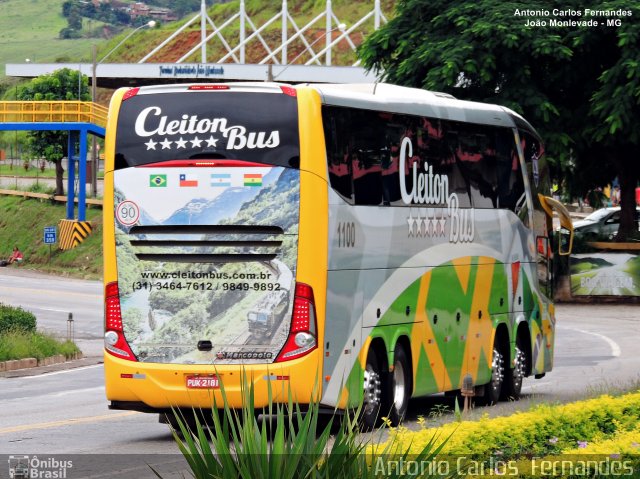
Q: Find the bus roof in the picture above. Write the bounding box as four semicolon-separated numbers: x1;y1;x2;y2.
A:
120;82;539;137
307;82;532;131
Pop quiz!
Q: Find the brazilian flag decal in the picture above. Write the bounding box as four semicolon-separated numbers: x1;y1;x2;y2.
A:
149;174;167;187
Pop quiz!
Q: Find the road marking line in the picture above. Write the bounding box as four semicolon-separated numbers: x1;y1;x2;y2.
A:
3;387;105;403
0;286;102;299
18;364;103;379
0;411;139;435
557;326;621;357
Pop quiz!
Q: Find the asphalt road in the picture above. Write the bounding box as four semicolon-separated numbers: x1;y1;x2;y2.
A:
0;268;638;477
0;268;103;356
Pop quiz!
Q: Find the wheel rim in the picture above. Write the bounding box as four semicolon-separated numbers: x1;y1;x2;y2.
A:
363;365;381;415
490;347;504;394
393;360;406;410
512;346;526;391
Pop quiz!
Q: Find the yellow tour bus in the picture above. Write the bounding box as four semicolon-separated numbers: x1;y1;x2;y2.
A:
103;82;573;427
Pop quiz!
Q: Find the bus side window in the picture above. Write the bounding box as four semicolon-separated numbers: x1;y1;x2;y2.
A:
442;123;497;209
381;120;403;205
323;107;353;202
495;129;525;214
351;111;386;206
438;122;475;209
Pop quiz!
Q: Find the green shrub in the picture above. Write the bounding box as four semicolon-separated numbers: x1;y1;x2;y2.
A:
0;303;37;334
381;391;640;460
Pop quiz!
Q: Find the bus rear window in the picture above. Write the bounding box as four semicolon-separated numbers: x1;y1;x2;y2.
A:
114;91;300;170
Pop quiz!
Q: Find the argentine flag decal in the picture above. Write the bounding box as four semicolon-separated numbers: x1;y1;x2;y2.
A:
211;173;232;187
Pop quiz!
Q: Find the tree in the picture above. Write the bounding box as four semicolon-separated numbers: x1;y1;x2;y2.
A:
17;69;91;195
359;0;640;240
62;1;74;17
575;0;640;239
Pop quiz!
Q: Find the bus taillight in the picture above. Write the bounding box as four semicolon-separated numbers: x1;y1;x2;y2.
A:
104;282;137;361
122;87;140;101
275;282;317;362
280;86;297;97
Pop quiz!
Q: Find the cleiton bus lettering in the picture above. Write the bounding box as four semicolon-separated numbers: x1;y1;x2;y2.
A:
399;137;450;206
133;106;281;150
134;106;229;137
226;126;280;150
399;137;475;243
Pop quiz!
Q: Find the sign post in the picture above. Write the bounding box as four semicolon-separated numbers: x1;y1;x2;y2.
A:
43;226;57;262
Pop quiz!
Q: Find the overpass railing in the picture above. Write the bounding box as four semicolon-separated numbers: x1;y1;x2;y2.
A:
0;101;108;128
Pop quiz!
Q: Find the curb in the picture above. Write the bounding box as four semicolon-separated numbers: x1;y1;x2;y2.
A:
0;352;83;373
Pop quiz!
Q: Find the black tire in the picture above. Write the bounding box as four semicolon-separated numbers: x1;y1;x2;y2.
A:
388;345;411;426
502;341;526;401
479;345;505;406
361;347;384;430
160;410;197;434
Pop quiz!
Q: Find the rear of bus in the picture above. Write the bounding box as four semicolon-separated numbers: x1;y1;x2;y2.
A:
103;84;327;413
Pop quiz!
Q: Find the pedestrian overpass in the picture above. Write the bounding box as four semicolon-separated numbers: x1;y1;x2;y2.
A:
6;0;385;87
0;101;106;247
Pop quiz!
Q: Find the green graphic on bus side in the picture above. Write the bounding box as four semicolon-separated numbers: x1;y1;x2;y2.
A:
340;258;552;408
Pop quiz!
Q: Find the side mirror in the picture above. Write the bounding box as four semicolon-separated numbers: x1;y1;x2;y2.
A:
538;195;574;255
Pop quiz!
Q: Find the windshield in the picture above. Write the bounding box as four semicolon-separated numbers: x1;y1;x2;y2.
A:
114;91;300;170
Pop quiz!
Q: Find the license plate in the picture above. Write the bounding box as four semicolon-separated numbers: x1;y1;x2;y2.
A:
186;375;219;389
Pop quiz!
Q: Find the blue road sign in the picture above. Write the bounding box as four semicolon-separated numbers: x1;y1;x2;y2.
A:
44;226;57;245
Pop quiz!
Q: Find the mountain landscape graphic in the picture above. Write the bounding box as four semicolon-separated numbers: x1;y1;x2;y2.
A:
163;167;282;225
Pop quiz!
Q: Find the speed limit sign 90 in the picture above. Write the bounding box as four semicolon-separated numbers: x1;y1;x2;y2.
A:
116;200;140;226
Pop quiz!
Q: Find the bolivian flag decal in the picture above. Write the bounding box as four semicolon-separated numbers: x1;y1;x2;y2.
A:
244;173;262;186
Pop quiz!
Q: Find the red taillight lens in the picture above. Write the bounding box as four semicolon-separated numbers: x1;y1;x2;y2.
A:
275;282;317;362
280;86;297;97
105;282;123;331
122;87;140;101
104;282;137;361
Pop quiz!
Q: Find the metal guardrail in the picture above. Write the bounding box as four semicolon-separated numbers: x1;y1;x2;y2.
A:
0;188;103;206
0;101;108;128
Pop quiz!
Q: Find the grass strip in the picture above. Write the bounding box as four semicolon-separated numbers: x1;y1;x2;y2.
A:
0;329;79;361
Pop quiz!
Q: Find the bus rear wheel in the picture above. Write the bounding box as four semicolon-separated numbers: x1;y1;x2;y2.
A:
480;346;505;405
502;344;526;401
388;345;411;426
361;348;384;430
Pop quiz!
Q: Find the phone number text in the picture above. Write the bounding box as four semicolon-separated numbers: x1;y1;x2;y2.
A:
132;281;282;292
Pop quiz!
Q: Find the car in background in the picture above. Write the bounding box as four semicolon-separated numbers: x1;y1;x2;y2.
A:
572;206;640;240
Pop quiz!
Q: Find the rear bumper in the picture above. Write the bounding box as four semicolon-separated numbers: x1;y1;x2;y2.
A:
104;349;322;410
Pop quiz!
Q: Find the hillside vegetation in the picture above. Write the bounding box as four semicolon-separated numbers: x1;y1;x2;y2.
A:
96;0;395;65
0;0;107;77
0;195;102;279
